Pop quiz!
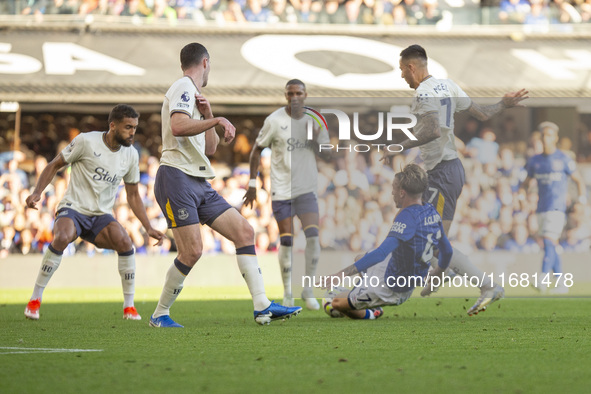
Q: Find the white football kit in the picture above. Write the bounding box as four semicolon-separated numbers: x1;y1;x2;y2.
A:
160;76;214;179
411;76;472;171
256;108;330;201
58;131;139;216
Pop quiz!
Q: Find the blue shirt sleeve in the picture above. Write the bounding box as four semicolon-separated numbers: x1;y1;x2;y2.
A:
437;222;453;270
564;154;576;176
354;237;399;272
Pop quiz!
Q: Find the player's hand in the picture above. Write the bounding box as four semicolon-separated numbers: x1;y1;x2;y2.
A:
147;227;167;247
502;89;529;108
25;193;41;210
243;187;257;209
217;117;236;143
380;150;395;165
195;94;213;119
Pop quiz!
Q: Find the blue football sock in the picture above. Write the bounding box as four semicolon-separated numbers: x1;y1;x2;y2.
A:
542;239;555;274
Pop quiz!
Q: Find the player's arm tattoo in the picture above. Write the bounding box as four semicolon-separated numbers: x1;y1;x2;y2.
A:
340;264;360;277
467;101;505;121
400;111;441;150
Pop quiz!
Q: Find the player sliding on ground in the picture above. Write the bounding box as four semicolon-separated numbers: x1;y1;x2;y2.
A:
24;104;166;321
323;164;453;319
383;44;528;315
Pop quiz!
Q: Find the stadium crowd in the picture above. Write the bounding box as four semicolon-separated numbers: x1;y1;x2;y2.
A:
2;110;591;258
1;0;591;25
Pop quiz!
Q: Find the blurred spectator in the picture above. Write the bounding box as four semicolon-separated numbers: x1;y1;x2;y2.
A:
582;0;591;22
498;0;530;23
402;0;422;24
560;228;590;252
496;116;520;145
174;0;202;19
551;0;582;24
121;0;150;16
21;0;47;20
243;0;271;21
223;0;246;21
419;0;441;24
457;118;481;145
268;0;297;23
45;0;80;14
466;127;499;165
524;0;550;27
502;223;540;252
146;0;177;23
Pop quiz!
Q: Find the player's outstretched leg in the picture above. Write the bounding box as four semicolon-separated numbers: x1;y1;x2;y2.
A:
331;293;383;320
25;245;63;320
236;245;303;325
445;248;504;315
467;285;504;316
211;209;302;325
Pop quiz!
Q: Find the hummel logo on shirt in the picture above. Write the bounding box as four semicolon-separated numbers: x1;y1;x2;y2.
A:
94;152;101;157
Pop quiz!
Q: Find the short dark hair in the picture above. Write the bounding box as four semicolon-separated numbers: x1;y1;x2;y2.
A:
395;163;429;195
180;43;209;71
286;79;306;90
108;104;139;124
400;45;428;62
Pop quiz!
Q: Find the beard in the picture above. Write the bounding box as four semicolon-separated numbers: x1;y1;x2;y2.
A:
115;133;133;147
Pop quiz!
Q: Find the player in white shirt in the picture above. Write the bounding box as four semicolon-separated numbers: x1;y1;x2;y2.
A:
383;45;528;314
24;104;166;321
149;43;301;327
244;79;330;310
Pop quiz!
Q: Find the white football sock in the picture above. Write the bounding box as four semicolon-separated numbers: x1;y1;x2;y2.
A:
153;263;186;318
31;247;63;301
278;244;292;297
237;254;271;311
118;252;136;308
302;236;320;298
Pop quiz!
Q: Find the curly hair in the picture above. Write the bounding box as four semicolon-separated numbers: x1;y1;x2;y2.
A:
394;163;429;195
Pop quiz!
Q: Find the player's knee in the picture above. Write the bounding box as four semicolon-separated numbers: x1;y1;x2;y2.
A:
181;248;202;265
236;220;255;245
114;236;133;254
52;232;73;250
331;297;348;311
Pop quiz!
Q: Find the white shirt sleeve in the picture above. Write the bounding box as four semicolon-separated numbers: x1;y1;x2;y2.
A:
412;88;438;116
255;116;276;148
168;79;196;117
60;134;85;164
450;80;472;112
123;149;140;184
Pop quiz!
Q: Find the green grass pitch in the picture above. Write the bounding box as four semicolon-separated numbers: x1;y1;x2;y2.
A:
1;291;590;394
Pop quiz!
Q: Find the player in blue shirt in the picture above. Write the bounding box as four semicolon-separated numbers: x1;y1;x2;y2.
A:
522;122;586;293
326;164;453;319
